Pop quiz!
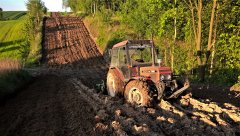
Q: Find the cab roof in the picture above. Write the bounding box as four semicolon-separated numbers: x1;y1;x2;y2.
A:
112;40;153;48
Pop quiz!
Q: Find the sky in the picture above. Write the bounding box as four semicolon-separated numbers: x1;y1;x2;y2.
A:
0;0;69;12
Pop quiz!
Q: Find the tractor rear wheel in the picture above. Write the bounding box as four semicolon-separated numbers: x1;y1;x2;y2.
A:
124;80;151;106
106;69;124;97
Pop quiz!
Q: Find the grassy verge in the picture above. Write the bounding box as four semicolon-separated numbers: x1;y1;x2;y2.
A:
0;60;31;101
83;14;134;53
26;28;43;67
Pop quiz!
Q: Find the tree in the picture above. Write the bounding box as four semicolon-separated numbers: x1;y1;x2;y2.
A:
0;8;3;20
120;0;148;38
24;0;47;63
26;0;46;39
63;0;239;84
213;0;240;83
62;0;69;11
207;0;217;75
184;0;218;81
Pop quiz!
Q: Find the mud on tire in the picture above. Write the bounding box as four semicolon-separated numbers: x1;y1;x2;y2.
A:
124;80;152;106
106;69;124;97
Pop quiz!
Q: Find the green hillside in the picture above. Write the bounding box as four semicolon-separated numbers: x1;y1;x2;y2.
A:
2;11;27;20
0;13;27;60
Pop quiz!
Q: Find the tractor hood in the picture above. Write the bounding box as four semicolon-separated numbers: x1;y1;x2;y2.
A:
131;66;172;82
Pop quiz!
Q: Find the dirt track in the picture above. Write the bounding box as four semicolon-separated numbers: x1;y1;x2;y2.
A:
0;15;239;136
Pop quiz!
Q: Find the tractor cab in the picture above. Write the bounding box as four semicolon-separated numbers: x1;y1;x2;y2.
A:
110;40;155;67
110;40;170;83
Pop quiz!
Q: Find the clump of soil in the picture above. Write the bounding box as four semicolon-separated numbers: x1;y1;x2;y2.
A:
230;82;240;94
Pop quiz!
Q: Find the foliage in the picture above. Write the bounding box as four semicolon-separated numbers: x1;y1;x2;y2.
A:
208;0;240;84
0;8;2;20
24;0;47;66
84;15;128;51
69;0;239;85
215;0;240;69
107;30;126;49
66;0;124;13
207;68;240;85
99;6;113;23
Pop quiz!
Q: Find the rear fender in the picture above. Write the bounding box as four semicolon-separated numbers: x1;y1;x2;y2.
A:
109;67;125;82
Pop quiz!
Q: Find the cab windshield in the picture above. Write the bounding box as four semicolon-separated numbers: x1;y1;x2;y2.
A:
128;44;152;65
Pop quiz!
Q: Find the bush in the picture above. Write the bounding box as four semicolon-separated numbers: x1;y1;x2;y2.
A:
106;30;126;49
99;6;113;23
207;68;240;86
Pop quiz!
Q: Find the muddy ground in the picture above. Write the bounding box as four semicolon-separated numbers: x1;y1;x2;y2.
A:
0;15;239;136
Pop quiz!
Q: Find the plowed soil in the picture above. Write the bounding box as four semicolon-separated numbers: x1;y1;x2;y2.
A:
0;14;239;136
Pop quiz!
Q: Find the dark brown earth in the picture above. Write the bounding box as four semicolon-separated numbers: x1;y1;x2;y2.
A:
0;76;98;136
0;14;239;136
191;84;240;107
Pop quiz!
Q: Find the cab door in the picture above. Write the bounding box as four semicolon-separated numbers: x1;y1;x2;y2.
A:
118;47;130;81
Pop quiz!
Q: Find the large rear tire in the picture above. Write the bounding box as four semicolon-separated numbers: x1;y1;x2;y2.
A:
124;80;151;106
106;69;124;97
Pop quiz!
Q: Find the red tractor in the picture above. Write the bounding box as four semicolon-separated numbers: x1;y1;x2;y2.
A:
107;40;189;106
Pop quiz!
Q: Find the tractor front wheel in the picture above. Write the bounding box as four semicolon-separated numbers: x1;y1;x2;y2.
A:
124;80;151;106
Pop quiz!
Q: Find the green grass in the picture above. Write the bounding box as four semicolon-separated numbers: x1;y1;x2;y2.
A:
84;14;133;52
0;70;31;100
2;11;27;20
0;14;27;60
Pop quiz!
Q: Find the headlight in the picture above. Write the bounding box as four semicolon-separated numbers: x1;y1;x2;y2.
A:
160;74;171;81
160;75;164;80
166;74;171;80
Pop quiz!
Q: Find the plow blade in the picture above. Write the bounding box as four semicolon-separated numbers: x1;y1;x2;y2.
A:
166;81;190;99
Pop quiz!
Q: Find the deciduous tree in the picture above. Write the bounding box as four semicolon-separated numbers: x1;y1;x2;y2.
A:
0;8;3;20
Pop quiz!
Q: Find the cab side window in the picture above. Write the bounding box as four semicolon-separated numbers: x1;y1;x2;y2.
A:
110;48;118;67
118;47;126;66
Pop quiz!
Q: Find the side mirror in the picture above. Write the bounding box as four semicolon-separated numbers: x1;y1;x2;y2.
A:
157;59;162;67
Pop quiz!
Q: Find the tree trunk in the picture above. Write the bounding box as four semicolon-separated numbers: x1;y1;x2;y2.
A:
91;3;93;14
196;0;204;81
199;64;206;82
171;46;174;71
93;2;96;15
164;49;167;66
205;0;217;73
171;0;177;71
196;0;202;65
207;0;217;52
210;2;218;75
210;43;215;75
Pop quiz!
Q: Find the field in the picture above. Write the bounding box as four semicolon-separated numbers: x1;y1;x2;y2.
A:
2;11;26;20
0;14;239;135
0;11;27;60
